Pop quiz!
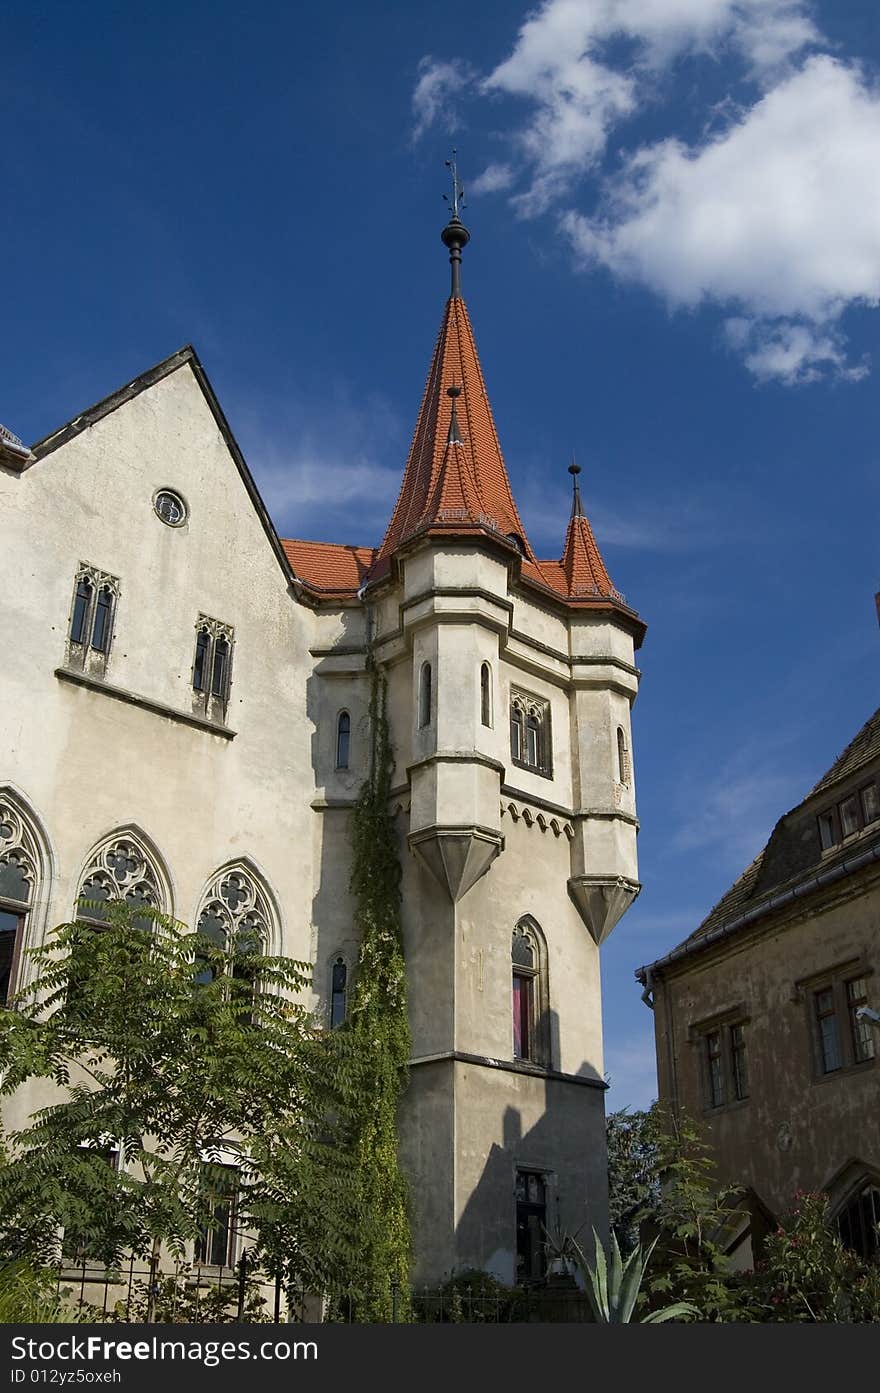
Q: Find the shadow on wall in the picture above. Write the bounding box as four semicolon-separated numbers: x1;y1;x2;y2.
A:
453;1035;608;1287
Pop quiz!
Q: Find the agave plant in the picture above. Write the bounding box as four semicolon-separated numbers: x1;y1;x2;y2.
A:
572;1229;699;1323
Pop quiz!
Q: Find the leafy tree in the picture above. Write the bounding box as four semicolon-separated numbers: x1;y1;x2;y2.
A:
605;1107;661;1252
0;898;340;1304
754;1191;880;1323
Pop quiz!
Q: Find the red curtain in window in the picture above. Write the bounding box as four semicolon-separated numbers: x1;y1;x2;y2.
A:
513;972;531;1059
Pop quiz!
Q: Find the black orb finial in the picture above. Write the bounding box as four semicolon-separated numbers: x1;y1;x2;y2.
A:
441;149;470;299
446;381;464;445
569;455;584;517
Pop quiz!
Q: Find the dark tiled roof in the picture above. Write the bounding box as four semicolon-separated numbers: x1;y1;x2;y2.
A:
641;704;880;974
808;706;880;799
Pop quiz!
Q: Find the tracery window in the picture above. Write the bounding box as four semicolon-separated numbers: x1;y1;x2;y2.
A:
192;615;234;724
509;690;551;777
0;797;42;1005
195;866;274;993
78;837;162;925
67;564;120;673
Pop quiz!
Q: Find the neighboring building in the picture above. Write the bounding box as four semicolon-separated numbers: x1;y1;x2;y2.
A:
1;202;645;1286
637;702;880;1263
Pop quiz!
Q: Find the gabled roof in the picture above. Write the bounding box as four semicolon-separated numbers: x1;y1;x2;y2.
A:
638;703;880;982
27;346;300;596
282;539;376;599
373;294;536;577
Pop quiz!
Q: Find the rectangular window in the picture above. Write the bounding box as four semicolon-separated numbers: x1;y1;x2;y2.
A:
195;1163;238;1268
861;784;879;825
512;972;532;1060
62;1146;119;1262
515;1171;547;1284
848;978;876;1064
815;987;842;1073
817;811;837;850
730;1022;749;1100
705;1030;724;1107
839;795;860;837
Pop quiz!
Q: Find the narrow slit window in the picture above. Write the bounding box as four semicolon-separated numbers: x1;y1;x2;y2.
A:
617;727;629;785
70;579;92;645
480;664;492;727
193;629;210;691
419;662;432;728
336;712;351;769
330;957;347;1028
211;636;230;699
526;714;540;767
510;707;523;761
90;588;113;652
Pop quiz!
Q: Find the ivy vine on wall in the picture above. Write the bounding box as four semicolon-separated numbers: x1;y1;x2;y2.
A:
338;655;411;1319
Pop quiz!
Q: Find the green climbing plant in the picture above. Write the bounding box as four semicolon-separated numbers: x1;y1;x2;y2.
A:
335;655;411;1320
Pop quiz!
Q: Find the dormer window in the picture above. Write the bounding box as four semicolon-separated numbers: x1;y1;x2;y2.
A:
817;781;879;850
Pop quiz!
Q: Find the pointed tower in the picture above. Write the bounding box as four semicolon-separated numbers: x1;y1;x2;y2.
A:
290;165;647;1285
348;172;647;1285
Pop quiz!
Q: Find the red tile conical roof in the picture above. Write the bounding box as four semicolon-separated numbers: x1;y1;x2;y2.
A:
374;295;535;570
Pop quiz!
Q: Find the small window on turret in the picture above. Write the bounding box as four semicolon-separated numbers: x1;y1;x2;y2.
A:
419;662;432;728
616;727;630;786
336;711;351;769
480;663;492;728
509;690;551;777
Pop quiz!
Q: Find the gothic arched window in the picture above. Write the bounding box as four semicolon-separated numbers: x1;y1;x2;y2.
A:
330;956;348;1029
510;690;551;777
192;616;234;723
336;712;351;770
0;795;43;1006
480;663;492;728
67;563;119;673
195;865;276;998
77;835;165;929
837;1180;880;1261
419;662;432;728
511;918;549;1066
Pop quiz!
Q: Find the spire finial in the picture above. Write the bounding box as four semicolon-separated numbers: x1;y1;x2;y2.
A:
443;149;465;221
446;382;463;445
568;455;584;518
440;149;470;299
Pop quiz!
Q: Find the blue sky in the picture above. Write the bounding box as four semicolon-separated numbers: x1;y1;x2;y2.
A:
4;1;879;1111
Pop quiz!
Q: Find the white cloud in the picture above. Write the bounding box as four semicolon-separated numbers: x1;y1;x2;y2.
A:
563;55;880;381
231;389;405;542
411;56;475;143
468;162;517;196
479;0;818;212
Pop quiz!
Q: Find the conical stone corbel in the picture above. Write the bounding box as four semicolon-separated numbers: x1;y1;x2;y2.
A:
568;874;641;945
409;825;503;902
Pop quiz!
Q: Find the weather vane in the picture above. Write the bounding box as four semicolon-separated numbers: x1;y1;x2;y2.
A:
443;149;465;220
